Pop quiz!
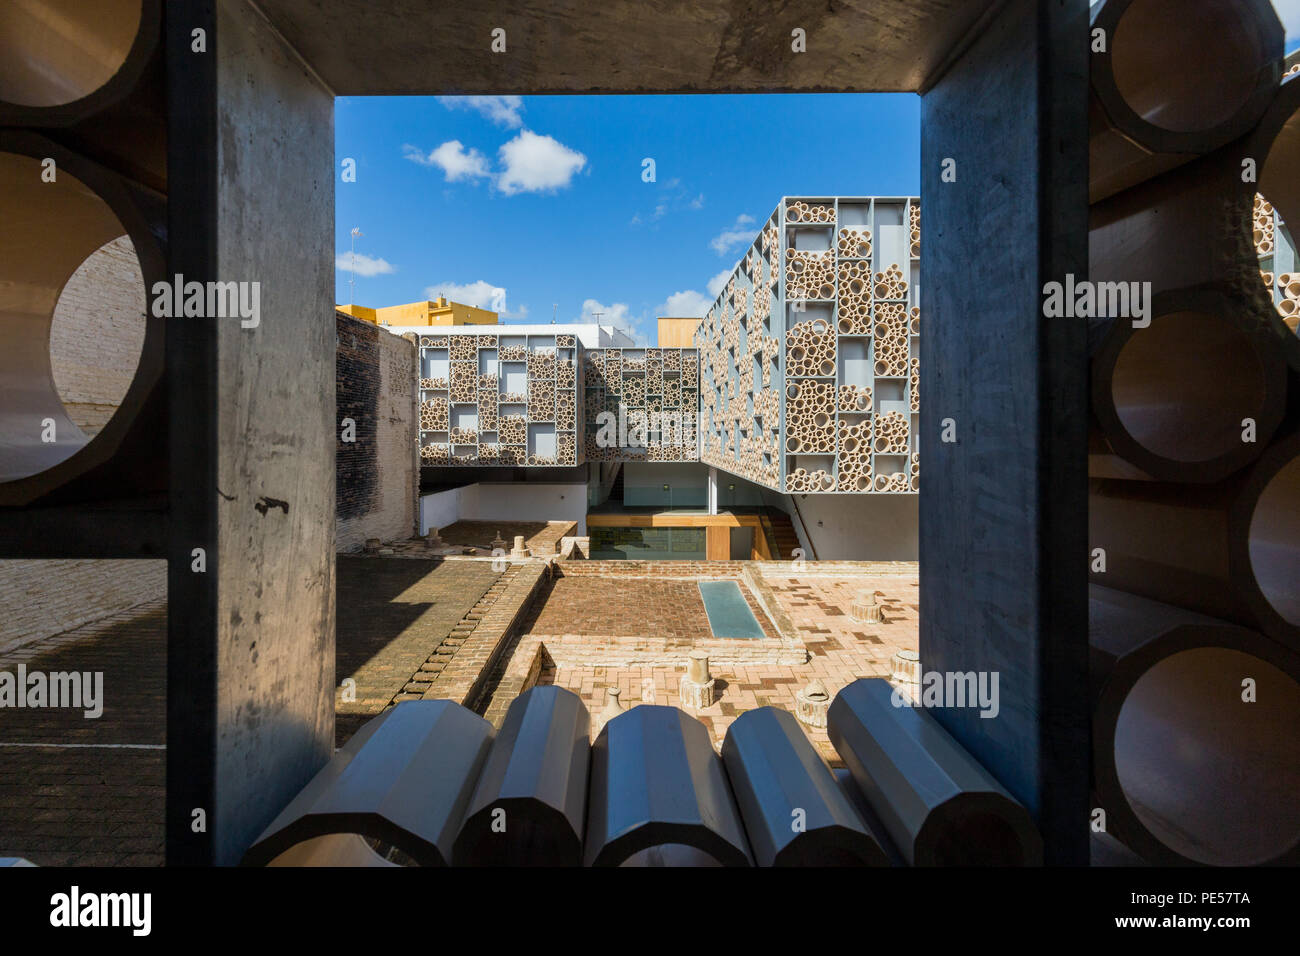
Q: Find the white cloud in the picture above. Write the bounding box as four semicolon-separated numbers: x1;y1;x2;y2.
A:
709;213;757;256
689;193;705;210
497;130;587;195
656;290;712;319
403;141;491;182
579;298;644;343
424;279;527;319
438;95;525;128
336;252;396;277
706;269;732;298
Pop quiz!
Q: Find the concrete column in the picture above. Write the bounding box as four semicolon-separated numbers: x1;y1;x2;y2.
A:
707;466;718;515
167;0;336;865
919;0;1090;864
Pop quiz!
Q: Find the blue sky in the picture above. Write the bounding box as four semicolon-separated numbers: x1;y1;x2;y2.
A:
335;94;920;345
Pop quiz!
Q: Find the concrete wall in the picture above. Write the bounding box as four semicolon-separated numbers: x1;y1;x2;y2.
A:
336;312;417;551
772;492;919;561
49;235;147;437
920;0;1089;863
209;0;336;866
420;479;591;535
623;461;707;508
0;559;166;657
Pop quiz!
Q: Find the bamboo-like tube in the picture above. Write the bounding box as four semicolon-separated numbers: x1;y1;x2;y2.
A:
1088;0;1282;203
1090;585;1300;865
0;133;165;504
1090;289;1285;482
1089;433;1300;649
0;0;161;125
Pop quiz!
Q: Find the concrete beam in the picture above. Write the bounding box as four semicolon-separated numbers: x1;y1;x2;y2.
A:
919;0;1090;864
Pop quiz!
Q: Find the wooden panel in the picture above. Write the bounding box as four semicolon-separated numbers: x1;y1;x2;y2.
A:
706;525;729;561
586;513;763;529
657;317;702;348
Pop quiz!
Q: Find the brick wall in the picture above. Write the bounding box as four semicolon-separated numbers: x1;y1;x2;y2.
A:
0;560;166;656
49;235;147;437
336;311;417;551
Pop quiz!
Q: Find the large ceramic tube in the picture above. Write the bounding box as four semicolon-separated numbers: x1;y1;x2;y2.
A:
1090;290;1285;483
1089;433;1300;649
0;134;164;504
0;0;160;124
1090;585;1300;866
1089;0;1282;202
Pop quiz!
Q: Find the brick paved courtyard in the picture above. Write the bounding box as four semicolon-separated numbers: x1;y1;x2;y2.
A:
530;568;919;764
523;575;778;641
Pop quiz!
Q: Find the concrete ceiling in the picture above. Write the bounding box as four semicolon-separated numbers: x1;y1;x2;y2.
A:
250;0;1003;95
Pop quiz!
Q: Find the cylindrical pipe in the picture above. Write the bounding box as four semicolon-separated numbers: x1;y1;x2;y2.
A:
1089;138;1298;374
1090;585;1300;865
0;133;165;505
1088;0;1282;202
0;0;161;125
826;679;1043;866
1089;433;1300;649
1251;75;1300;256
1090;289;1285;482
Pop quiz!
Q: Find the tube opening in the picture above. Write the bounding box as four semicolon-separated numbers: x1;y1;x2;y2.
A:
1249;455;1300;626
926;812;1027;867
0;152;148;484
1111;0;1265;133
0;0;144;108
1114;646;1300;865
1110;311;1266;463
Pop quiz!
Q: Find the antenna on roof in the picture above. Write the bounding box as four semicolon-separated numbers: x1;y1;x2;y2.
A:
552;303;558;325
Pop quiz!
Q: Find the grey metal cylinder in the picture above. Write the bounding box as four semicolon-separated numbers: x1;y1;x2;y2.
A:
584;705;752;866
452;685;590;866
722;706;890;866
241;701;494;867
827;678;1043;866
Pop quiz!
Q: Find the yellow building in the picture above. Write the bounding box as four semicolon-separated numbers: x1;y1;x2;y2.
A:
336;297;498;327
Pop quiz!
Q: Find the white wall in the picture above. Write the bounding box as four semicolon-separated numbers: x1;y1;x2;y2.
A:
769;492;918;561
421;480;591;535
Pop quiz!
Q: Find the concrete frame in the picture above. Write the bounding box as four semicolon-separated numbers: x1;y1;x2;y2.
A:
4;0;1090;865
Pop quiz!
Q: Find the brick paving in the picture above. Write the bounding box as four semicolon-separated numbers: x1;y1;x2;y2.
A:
522;575;778;641
535;570;919;765
0;601;166;866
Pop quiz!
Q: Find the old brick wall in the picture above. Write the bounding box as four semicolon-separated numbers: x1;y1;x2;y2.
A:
0;559;166;656
49;235;147;437
336;311;417;551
